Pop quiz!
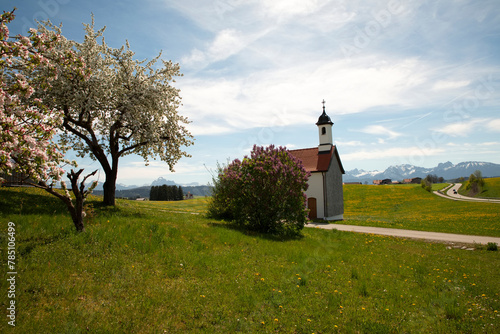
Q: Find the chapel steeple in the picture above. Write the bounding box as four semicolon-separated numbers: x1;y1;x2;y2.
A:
316;100;334;152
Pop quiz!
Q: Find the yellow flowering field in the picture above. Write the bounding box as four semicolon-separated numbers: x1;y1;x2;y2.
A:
343;183;500;237
0;187;499;333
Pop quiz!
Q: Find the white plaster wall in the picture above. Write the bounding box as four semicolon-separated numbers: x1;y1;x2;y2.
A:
318;125;333;145
305;172;324;218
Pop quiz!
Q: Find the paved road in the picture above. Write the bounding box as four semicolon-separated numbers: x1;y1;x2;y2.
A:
434;183;500;203
306;222;500;246
306;183;500;245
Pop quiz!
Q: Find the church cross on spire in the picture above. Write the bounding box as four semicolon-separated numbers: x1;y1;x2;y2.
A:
322;99;326;112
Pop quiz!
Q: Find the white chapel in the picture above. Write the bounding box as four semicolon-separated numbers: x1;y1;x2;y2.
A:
289;101;345;220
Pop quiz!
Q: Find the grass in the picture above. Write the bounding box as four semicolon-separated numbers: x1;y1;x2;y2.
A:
459;177;500;199
0;187;499;333
343;183;500;237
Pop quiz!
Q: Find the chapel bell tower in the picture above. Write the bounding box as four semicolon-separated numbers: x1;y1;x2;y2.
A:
316;99;334;153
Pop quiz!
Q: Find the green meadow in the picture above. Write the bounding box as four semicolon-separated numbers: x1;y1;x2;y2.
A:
459;177;500;199
0;184;499;333
343;180;500;237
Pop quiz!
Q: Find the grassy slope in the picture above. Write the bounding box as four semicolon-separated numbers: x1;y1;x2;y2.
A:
0;187;499;333
459;177;500;199
343;183;500;237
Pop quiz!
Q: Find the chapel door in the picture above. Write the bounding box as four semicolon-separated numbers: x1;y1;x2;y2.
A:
308;197;317;220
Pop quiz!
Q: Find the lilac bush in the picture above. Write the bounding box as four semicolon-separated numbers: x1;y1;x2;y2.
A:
208;145;310;236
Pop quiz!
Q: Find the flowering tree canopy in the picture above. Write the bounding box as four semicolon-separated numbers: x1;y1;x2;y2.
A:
35;18;194;205
1;9;97;231
0;9;84;184
208;145;310;236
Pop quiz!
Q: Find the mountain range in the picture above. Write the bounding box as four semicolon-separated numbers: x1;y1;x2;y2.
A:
344;161;500;184
91;161;500;198
92;177;211;199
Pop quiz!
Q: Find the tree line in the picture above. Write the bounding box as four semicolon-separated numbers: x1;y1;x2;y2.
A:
150;185;184;201
421;174;445;192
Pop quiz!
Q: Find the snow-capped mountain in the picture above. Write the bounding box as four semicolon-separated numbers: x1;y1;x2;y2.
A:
344;161;500;183
151;177;177;186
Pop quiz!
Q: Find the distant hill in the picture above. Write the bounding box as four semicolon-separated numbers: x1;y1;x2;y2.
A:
344;161;500;184
93;185;213;199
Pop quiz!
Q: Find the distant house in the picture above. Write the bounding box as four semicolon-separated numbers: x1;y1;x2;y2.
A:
0;171;34;187
373;179;392;185
288;102;344;221
403;177;422;184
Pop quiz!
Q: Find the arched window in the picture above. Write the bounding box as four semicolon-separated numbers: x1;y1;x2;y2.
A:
322;127;326;135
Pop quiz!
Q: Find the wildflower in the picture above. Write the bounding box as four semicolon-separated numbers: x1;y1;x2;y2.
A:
307;319;311;322
274;318;278;322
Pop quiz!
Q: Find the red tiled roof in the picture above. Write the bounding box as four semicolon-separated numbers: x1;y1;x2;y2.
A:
289;146;344;173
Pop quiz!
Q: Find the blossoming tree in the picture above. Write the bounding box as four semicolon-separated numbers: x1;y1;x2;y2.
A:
1;9;95;231
35;18;194;206
208;145;310;236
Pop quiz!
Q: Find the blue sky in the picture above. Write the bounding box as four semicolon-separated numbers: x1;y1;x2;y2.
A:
7;0;500;186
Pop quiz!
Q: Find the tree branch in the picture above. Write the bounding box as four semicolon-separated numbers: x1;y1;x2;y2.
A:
63;106;112;174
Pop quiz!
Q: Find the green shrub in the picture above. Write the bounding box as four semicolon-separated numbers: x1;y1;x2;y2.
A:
487;242;498;251
207;145;310;236
421;179;432;192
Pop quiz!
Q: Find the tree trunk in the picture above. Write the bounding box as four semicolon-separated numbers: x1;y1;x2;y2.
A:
33;169;97;232
36;184;84;232
103;167;118;206
68;206;85;232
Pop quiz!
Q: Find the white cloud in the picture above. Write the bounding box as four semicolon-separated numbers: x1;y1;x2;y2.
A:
359;125;402;139
260;0;325;21
182;29;249;68
485;119;500;132
336;140;365;147
342;146;445;161
434;119;496;137
433;80;470;90
178;55;441;136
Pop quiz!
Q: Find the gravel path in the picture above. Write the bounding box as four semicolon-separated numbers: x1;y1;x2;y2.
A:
306;222;500;246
